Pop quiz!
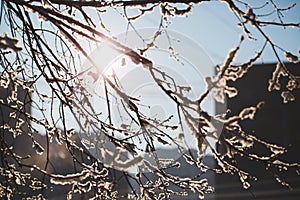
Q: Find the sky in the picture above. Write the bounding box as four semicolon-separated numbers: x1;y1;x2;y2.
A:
1;1;299;69
87;0;300;130
98;0;300;65
171;0;300;64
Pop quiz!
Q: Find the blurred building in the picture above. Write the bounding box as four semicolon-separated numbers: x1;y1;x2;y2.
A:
134;149;215;200
0;83;32;157
164;152;215;200
0;82;128;199
215;63;300;199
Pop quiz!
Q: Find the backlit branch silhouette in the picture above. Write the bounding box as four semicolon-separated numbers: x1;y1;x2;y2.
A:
0;0;299;199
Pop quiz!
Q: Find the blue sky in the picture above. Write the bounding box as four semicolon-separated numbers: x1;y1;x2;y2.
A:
99;0;300;65
170;0;300;64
